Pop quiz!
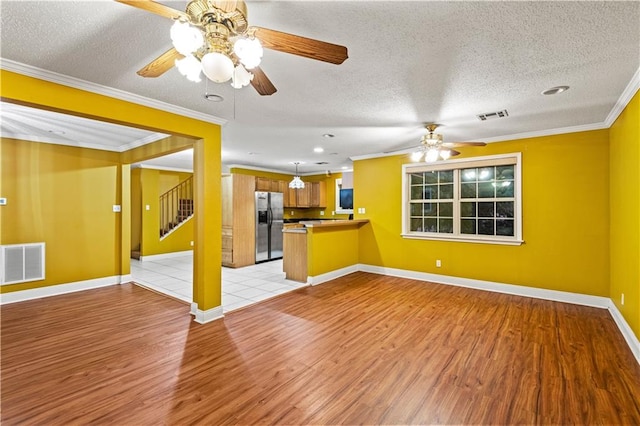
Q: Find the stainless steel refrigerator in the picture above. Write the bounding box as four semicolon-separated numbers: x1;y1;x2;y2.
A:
255;191;284;262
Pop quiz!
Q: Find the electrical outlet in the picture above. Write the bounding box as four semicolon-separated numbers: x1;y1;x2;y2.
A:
190;241;194;247
332;211;335;216
0;197;7;206
436;259;441;268
291;211;294;215
621;293;625;305
320;211;324;216
146;204;150;211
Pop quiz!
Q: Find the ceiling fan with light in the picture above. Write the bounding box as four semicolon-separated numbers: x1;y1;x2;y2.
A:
387;124;487;162
115;0;348;96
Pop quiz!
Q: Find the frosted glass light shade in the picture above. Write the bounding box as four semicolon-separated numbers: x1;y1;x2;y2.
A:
289;176;305;189
425;148;439;163
201;52;234;83
230;64;254;89
233;38;263;69
411;151;424;162
175;55;202;82
439;149;451;160
170;21;203;55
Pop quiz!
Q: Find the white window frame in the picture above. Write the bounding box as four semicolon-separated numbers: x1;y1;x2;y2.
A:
335;178;354;215
401;153;523;245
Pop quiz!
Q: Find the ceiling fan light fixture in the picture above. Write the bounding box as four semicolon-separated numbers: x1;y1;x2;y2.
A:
230;64;254;88
201;52;234;83
175;55;202;82
233;37;263;69
439;149;451;160
425;148;439;163
411;151;424;162
170;20;204;55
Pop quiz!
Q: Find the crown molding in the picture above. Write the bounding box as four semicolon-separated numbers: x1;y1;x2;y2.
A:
0;58;227;127
605;66;640;127
351;122;609;162
134;164;194;173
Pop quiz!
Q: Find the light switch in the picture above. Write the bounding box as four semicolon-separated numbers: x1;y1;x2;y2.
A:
145;204;150;211
113;205;121;212
0;198;6;206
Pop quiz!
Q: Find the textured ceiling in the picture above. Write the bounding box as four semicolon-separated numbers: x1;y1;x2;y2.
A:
1;1;639;173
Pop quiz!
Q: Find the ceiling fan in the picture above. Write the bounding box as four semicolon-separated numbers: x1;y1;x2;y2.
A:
115;0;348;96
387;124;487;162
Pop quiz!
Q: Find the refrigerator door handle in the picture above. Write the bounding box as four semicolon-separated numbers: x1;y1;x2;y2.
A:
268;207;273;226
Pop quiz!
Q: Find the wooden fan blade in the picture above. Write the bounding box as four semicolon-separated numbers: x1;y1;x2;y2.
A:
115;0;188;20
443;141;487;147
250;66;277;96
449;149;461;156
138;48;183;78
252;27;348;65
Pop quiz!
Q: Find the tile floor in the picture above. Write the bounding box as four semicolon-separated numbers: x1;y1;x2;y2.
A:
130;254;308;312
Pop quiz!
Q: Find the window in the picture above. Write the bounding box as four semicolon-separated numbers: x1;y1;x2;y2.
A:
402;153;522;245
335;176;354;214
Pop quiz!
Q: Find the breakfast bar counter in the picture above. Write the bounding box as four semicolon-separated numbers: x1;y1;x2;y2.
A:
282;219;369;283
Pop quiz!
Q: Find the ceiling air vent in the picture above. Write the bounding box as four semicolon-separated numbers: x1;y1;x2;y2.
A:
477;109;509;121
315;161;329;165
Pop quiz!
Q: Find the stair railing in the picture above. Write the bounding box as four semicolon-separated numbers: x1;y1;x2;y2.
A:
159;176;194;238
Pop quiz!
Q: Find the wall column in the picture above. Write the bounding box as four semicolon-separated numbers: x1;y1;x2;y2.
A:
192;137;223;323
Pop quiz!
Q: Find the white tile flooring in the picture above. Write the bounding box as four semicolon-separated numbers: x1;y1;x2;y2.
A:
130;254;308;312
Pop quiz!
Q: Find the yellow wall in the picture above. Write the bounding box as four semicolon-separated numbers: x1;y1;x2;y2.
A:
307;225;360;277
609;90;640;337
1;138;123;291
355;129;610;297
1;70;222;311
131;168;142;251
138;168;194;256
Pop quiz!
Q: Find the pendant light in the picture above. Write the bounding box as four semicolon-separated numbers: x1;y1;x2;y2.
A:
289;162;305;189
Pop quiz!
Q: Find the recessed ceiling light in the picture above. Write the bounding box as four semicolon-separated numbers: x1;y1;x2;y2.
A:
204;93;224;102
341;166;349;170
314;147;324;153
542;86;569;95
322;133;335;138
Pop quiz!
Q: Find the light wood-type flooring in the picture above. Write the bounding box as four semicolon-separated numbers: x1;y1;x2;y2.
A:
2;272;640;425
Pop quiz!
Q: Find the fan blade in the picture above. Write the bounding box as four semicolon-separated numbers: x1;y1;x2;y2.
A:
115;0;188;20
443;141;487;147
138;48;183;78
252;27;348;65
449;149;461;156
250;66;277;96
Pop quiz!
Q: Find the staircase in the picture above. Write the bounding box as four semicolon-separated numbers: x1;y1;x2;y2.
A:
160;176;194;238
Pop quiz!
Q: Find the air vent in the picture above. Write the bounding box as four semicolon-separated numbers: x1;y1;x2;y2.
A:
315;161;329;165
477;110;509;121
1;243;45;285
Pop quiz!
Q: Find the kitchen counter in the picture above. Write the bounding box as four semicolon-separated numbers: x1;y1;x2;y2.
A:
282;219;369;283
298;219;369;228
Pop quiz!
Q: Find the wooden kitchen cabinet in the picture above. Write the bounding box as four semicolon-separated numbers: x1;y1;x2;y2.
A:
310;181;326;208
222;173;255;268
256;177;288;193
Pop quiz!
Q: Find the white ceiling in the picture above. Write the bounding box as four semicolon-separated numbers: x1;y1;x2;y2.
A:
1;1;639;174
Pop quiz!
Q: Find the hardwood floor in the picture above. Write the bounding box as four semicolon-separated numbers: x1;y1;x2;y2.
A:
2;272;639;425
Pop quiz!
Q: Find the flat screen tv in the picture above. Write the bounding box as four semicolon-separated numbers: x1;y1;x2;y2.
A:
339;188;353;210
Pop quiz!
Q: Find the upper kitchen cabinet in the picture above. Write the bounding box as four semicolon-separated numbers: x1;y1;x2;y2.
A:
286;181;326;208
256;177;287;193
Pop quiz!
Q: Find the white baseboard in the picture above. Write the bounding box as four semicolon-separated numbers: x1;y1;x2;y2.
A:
308;264;360;286
0;275;124;304
607;300;640;365
358;263;638;366
358;264;610;308
192;305;224;324
138;250;193;262
119;274;133;284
